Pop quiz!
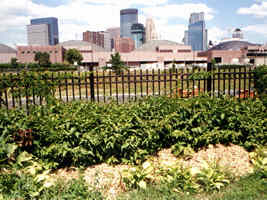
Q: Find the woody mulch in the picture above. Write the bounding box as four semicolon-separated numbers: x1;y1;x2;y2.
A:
51;144;253;200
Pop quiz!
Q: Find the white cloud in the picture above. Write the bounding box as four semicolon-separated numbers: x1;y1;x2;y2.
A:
208;27;228;43
237;1;267;17
243;24;267;35
142;3;215;21
80;0;168;6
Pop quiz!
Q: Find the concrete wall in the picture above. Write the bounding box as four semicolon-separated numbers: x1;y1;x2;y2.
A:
0;53;16;63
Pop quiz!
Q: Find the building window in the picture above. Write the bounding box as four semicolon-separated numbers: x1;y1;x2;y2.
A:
178;50;191;53
27;51;31;54
22;51;25;54
214;57;222;63
55;51;58;53
249;59;255;64
159;50;173;53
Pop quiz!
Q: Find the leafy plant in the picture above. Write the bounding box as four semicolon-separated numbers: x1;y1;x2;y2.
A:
250;146;267;178
163;165;199;194
195;160;231;192
253;65;267;106
34;51;51;67
122;161;156;190
105;52;127;75
65;48;83;65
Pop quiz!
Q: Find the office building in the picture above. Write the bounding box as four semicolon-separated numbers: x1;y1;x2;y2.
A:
27;24;50;46
186;12;207;51
131;23;145;48
101;31;112;51
120;8;138;38
145;18;158;42
106;27;120;50
83;31;104;48
115;37;135;53
183;30;189;45
30;17;59;45
83;31;111;51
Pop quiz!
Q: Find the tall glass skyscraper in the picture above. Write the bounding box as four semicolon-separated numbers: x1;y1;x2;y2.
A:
131;23;145;48
120;9;138;38
30;17;59;45
186;12;207;51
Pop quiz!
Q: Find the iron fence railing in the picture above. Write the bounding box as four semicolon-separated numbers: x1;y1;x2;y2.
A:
0;64;257;112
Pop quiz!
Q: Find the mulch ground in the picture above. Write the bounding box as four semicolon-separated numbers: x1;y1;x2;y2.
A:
51;144;253;200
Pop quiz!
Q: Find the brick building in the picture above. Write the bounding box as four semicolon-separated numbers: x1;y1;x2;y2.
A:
83;31;105;49
198;40;259;64
114;37;135;53
17;45;64;63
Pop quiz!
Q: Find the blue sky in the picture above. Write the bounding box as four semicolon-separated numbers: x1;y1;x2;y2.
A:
1;0;267;47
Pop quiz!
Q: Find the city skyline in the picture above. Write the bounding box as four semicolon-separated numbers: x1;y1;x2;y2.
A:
1;0;267;47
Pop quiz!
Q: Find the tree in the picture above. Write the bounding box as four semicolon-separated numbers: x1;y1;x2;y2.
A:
65;48;83;65
34;52;51;67
108;52;126;75
10;57;18;68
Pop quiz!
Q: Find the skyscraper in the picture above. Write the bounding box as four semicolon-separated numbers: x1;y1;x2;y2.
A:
145;18;158;42
106;27;120;50
186;12;207;51
83;31;104;48
183;30;189;45
120;8;138;38
27;24;50;45
30;17;59;45
83;31;111;51
131;23;145;48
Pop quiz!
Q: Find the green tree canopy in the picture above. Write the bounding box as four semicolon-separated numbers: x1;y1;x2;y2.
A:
108;52;126;75
10;57;18;67
34;52;51;67
65;48;83;65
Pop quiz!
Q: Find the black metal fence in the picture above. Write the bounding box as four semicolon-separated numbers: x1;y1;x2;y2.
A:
0;64;256;111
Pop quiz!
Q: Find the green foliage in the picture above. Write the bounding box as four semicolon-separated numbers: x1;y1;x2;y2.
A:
253;65;267;106
163;166;199;194
65;48;83;65
0;173;103;200
195;161;231;192
0;96;266;169
118;173;267;200
0;62;76;72
122;161;156;190
106;52;127;75
0;132;17;168
250;146;267;178
0;72;56;103
10;57;18;67
34;51;51;67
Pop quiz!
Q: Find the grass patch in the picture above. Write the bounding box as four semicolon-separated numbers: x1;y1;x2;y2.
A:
118;173;267;200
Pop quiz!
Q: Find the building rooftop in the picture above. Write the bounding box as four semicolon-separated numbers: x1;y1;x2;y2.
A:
208;40;258;51
134;40;183;52
0;44;17;54
60;40;109;52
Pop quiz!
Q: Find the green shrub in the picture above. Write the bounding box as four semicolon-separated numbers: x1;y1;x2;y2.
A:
253;65;267;106
0;96;266;169
0;173;103;200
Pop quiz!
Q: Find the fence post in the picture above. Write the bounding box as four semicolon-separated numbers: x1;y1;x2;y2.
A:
207;62;212;94
89;65;95;102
